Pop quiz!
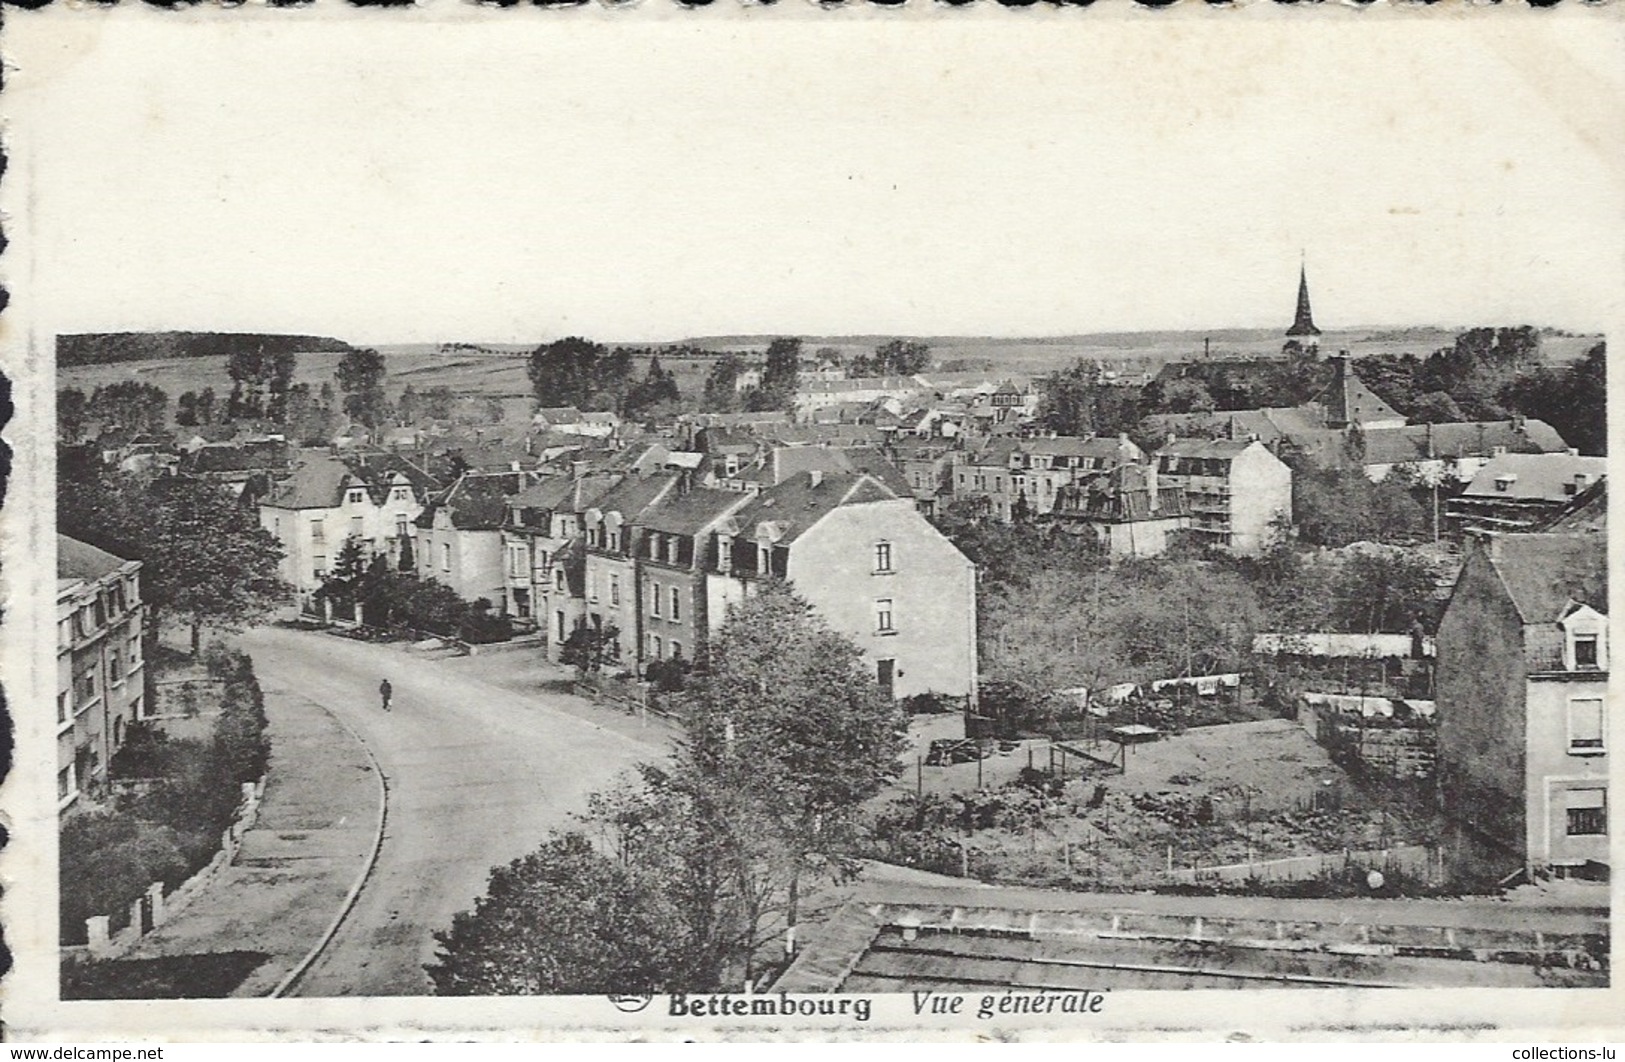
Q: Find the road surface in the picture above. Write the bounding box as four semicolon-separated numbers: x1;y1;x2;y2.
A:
240;627;665;996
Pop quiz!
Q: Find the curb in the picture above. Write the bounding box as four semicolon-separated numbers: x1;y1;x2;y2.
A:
268;699;391;999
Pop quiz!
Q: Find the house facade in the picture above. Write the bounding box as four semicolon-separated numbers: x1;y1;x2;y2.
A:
415;470;535;610
1044;462;1192;558
57;536;145;813
702;471;978;703
952;436;1143;523
501;474;621;645
1153;437;1291;555
1435;532;1609;881
581;473;681;667
259;453;430;610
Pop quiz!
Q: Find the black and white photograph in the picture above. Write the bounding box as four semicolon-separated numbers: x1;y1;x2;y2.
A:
2;4;1621;1041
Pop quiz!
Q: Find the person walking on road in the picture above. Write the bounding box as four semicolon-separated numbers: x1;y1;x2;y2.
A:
379;678;393;712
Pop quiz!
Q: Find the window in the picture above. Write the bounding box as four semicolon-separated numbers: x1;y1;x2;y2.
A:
311;518;325;542
129;635;141;668
670;587;681;622
58;765;74;803
314;555;327;579
109;646;123;684
874;542;893;573
75;669;96;707
610;573;621;606
667;537;681;564
1574;635;1599;669
651;582;663;618
351;516;365;538
396;515;409;539
1566;789;1607;836
649;634;663;660
670;641;682;660
393;487;410;501
555;570;566;592
58;691;70;726
440;543;452;572
876;598;895;634
607;530;621;553
1568;697;1605;753
758;545;771;574
509;546;526;578
589;573;599;603
348;489;366;505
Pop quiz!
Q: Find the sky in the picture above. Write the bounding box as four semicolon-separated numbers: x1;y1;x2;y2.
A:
7;6;1625;345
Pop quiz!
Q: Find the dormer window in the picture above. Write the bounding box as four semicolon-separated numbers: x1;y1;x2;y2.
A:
1561;607;1607;671
1494;475;1516;493
348;489;366;505
667;536;681;564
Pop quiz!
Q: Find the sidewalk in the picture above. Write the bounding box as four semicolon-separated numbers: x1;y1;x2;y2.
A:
118;686;383;997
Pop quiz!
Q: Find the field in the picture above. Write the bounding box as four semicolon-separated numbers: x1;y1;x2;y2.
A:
878;720;1444;892
56;327;1601;413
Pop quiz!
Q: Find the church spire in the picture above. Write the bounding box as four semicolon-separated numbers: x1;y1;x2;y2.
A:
1286;261;1321;338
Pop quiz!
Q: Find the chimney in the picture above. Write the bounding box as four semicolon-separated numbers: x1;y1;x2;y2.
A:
1424;421;1435;459
571;459;588;481
1146;459;1159;513
524;433;533;455
1166;432;1176;448
809;469;824;488
1512;414;1526;433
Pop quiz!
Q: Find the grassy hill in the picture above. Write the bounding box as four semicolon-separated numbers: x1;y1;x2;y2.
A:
58;331;354;368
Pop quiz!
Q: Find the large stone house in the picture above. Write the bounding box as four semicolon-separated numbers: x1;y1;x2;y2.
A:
1043;462;1192;558
259;452;434;610
703;470;978;703
57;536;145;813
414;470;536;610
1435;532;1609;881
501;473;622;652
1152;437;1292;555
1446;452;1608;537
952;435;1143;523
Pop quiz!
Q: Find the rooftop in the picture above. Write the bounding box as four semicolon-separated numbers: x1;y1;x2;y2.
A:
59;534;134;583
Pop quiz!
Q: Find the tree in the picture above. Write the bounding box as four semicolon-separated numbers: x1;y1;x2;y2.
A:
316;536;370;619
872;339;930;376
87;381;170;436
429;583;905;994
560;621;622;674
752;337;802;412
196;386;218;426
61;469;289;655
623;355;682;421
336;348;389;430
175;391;199;427
526;337;631;412
1409;390;1464;424
426;832;687;995
58;387;89;441
702;352;745;412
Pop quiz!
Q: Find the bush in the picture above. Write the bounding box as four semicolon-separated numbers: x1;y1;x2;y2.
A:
459;598;514;645
60;813;189;944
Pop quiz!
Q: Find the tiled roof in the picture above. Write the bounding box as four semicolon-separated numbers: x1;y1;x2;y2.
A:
424;471;533;531
264;453;354;509
1156;437;1257;459
59;534;133;582
1458;451;1606;502
588;471;679;521
1539;480;1607;534
734;471;902;545
638;486;748;536
1481;532;1608;624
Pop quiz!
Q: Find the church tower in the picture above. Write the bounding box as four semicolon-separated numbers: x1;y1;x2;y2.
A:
1286;262;1321;340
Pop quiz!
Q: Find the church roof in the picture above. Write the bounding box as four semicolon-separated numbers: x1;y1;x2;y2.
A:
1286;263;1321;337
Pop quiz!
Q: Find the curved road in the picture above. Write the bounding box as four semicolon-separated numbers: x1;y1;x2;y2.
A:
240;627;663;997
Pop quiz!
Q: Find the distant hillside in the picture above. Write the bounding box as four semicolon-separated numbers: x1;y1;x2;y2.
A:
58;331;355;367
